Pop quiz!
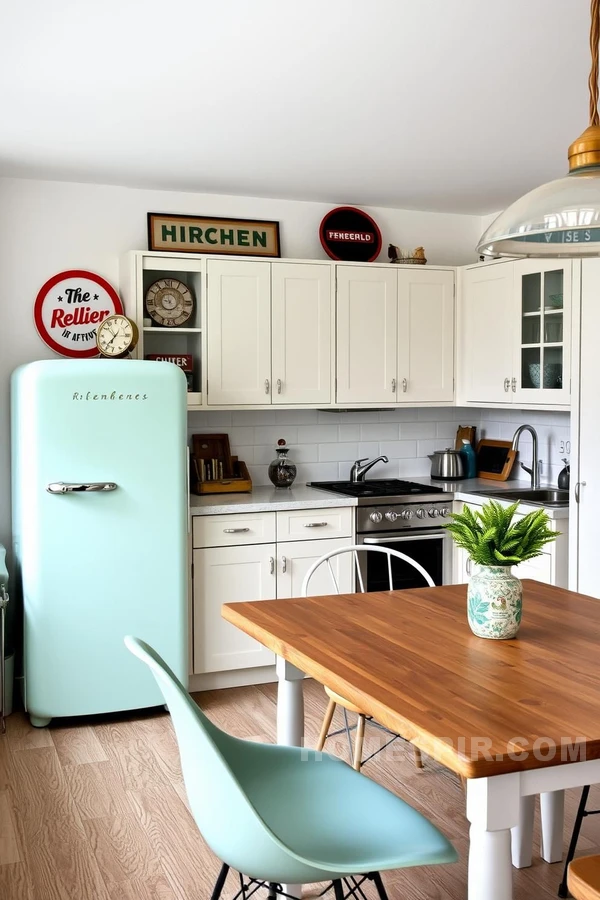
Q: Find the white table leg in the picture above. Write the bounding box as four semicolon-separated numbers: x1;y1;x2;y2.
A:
540;790;565;863
276;656;305;899
511;795;535;868
467;774;521;900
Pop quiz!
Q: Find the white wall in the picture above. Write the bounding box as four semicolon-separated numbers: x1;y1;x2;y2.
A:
0;175;484;547
188;407;570;487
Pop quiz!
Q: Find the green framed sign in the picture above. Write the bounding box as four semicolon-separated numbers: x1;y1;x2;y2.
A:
147;212;281;257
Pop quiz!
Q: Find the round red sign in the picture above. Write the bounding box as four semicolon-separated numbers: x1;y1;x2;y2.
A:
319;206;382;262
34;270;124;358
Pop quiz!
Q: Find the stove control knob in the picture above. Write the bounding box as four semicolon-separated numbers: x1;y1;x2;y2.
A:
369;511;383;523
428;508;439;518
440;507;450;517
401;509;414;520
416;508;427;519
385;510;399;522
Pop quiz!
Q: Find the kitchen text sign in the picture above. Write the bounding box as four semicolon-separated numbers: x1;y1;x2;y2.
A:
148;213;280;257
34;270;124;358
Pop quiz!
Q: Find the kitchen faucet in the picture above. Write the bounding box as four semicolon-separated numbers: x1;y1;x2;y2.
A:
511;425;541;489
350;455;389;483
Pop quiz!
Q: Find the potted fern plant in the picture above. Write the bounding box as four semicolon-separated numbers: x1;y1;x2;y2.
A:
444;501;558;639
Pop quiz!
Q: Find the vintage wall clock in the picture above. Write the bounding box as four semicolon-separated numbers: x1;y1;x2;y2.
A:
145;278;194;327
96;314;139;358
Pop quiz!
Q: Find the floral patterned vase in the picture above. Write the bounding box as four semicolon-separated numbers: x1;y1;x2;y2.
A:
467;565;522;639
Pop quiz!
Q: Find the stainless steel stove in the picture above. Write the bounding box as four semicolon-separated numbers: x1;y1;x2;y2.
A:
308;478;453;587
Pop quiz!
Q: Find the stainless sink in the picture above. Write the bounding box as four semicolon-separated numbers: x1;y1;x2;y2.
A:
471;488;569;508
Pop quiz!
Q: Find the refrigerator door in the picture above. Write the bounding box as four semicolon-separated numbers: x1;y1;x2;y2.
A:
12;359;188;721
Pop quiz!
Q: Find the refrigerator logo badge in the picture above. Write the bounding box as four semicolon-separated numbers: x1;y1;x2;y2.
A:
34;270;124;359
72;391;149;401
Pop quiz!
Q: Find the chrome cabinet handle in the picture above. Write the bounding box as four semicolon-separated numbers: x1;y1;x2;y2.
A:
303;522;328;528
265;379;270;394
575;481;586;503
511;377;517;392
223;527;250;533
504;377;510;392
276;378;282;394
282;556;287;574
466;557;472;575
402;378;408;393
47;482;117;494
391;378;396;393
269;556;275;575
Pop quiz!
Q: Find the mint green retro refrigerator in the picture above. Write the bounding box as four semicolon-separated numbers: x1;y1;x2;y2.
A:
11;359;189;727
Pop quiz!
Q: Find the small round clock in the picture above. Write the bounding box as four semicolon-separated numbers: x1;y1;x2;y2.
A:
96;314;139;358
145;278;194;327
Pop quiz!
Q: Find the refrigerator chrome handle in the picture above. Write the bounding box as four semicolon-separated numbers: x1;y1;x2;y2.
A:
47;482;118;494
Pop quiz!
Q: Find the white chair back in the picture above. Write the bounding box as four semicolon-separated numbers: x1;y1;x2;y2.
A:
301;543;435;597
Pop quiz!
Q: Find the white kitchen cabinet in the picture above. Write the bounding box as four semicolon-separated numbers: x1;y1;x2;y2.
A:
277;537;354;598
271;263;331;404
572;258;599;596
512;259;571;405
460;259;572;407
193;543;276;673
398;268;454;402
461;262;514;404
336;265;455;405
451;498;567;588
336;266;398;404
206;259;272;405
192;506;354;676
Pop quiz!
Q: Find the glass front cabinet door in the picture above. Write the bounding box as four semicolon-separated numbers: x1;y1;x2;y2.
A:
513;259;572;406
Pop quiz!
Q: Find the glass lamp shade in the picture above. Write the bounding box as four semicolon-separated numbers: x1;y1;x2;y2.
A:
477;167;600;258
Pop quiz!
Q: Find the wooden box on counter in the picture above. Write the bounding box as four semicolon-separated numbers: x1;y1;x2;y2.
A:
191;433;252;494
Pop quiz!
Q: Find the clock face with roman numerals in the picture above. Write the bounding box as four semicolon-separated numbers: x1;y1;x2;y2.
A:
145;279;194;327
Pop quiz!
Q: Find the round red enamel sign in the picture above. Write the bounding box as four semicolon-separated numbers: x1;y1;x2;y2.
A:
34;270;124;358
319;206;382;262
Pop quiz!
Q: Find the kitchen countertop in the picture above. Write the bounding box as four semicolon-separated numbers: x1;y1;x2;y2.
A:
190;477;569;519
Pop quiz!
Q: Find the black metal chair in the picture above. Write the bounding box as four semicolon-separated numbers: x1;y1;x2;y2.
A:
558;786;600;897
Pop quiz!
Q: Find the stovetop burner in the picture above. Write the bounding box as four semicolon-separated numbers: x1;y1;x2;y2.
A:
307;479;445;498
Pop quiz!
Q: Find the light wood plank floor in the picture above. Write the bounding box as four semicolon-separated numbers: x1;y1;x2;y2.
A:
0;679;599;899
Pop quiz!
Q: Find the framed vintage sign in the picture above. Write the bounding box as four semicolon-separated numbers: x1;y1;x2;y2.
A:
34;270;124;358
147;212;280;257
319;206;382;262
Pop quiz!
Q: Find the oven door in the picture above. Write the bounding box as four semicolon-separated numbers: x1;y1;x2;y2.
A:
359;529;452;591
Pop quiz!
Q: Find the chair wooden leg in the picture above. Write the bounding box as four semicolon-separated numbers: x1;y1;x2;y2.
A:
413;746;424;769
316;698;336;751
353;714;366;771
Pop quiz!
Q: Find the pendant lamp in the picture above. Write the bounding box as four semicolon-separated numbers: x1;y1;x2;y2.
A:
477;0;600;258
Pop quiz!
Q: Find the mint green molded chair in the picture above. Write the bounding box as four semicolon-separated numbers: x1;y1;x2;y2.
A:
125;636;457;900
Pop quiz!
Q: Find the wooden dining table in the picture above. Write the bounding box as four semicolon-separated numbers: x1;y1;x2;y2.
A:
222;580;600;900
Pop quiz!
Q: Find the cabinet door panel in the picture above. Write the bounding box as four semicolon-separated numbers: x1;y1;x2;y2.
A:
277;538;354;598
461;264;514;404
207;260;271;405
272;263;331;404
336;266;397;404
398;269;454;402
512;259;571;406
193;544;276;673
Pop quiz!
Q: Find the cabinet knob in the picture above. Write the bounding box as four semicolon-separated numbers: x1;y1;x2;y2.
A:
402;378;408;393
504;377;510;392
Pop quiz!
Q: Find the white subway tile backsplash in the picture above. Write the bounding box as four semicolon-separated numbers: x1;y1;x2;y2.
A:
360;423;399;441
200;405;570;488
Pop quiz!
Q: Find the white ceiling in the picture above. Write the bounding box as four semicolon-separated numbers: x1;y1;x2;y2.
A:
0;0;591;215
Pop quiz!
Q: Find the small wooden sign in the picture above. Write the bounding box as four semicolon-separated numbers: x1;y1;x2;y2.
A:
147;213;280;257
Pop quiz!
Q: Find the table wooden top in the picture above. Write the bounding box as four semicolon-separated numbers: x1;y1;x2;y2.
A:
222;581;600;778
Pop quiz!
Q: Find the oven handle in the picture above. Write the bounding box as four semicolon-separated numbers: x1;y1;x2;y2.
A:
362;533;445;544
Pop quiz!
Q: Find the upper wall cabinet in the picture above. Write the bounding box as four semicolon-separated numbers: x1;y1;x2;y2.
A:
207;259;332;406
459;259;572;407
336;265;455;405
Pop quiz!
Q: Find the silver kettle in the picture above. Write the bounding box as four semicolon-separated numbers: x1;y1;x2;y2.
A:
428;448;465;480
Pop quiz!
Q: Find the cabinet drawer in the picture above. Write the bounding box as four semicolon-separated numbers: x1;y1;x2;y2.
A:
276;507;353;541
193;512;276;548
